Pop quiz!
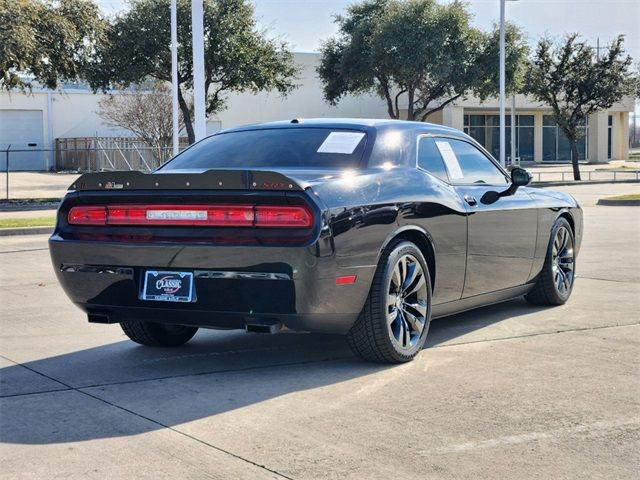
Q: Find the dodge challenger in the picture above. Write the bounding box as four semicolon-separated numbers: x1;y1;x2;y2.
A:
49;119;582;363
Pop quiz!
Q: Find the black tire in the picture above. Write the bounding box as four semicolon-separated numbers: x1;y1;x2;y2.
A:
120;319;198;347
347;240;432;363
525;217;576;306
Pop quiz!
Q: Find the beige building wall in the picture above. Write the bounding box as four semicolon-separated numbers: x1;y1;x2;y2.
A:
0;52;634;169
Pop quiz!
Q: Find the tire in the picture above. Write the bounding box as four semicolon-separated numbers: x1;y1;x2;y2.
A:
120;319;198;347
525;217;576;306
347;240;432;363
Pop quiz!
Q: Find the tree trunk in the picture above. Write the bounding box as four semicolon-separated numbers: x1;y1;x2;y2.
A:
177;87;195;144
569;137;581;181
406;88;415;121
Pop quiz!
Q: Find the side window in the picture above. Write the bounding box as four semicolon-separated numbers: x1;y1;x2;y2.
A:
437;138;508;185
417;137;450;183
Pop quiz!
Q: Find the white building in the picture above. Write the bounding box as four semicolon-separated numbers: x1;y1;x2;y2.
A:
0;52;633;170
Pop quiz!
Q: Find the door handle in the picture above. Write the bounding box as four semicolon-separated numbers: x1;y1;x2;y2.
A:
463;194;477;207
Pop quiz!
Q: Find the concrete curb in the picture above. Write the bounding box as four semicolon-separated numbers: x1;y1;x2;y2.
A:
596;199;640;206
0;226;53;236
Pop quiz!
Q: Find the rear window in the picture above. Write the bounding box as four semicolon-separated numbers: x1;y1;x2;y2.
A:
161;128;368;170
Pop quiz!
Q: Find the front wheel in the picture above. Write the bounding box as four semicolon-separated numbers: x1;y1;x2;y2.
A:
120;319;198;347
525;217;576;306
347;240;432;363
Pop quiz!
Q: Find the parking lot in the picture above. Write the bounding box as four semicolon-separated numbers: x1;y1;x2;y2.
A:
1;182;639;479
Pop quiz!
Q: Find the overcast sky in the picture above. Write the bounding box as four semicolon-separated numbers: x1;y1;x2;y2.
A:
97;0;639;59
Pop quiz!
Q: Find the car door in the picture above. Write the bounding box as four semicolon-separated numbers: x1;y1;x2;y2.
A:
413;136;468;304
432;137;537;298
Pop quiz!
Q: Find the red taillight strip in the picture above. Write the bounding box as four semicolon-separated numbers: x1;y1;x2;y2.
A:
67;206;107;225
67;204;313;228
107;204;254;227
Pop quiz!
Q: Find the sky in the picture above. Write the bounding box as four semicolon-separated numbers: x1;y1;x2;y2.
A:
97;0;639;60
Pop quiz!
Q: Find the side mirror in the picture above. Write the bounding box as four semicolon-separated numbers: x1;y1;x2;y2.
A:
503;167;532;196
511;167;532;187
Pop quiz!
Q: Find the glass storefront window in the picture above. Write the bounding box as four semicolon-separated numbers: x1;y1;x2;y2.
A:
542;115;588;162
463;114;533;162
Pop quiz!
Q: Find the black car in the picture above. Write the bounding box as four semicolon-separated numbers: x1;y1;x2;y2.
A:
50;119;582;363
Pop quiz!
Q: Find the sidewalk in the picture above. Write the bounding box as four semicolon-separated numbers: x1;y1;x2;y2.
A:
0;172;79;200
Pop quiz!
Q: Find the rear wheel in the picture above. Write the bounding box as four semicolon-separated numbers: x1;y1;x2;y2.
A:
120;319;198;347
525;217;575;306
347;240;432;363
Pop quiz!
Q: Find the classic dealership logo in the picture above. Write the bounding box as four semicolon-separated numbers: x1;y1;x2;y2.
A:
156;276;182;294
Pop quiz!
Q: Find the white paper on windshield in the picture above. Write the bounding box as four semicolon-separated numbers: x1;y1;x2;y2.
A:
317;132;366;154
435;141;464;180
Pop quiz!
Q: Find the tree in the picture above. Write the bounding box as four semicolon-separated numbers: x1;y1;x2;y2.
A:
98;83;185;163
525;34;635;180
88;0;298;144
317;0;527;121
0;0;107;90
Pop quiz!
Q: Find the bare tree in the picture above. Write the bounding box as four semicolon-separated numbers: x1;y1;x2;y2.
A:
98;83;185;162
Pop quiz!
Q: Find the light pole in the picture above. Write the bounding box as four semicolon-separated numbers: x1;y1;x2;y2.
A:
170;0;179;156
499;0;519;168
191;0;206;142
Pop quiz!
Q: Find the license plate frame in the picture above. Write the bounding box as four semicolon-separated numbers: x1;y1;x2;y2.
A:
141;270;195;303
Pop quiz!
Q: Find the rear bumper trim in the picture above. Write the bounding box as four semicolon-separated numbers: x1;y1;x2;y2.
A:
194;271;291;281
60;264;291;281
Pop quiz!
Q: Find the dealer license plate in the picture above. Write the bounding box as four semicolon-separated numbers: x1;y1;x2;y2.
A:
142;271;194;303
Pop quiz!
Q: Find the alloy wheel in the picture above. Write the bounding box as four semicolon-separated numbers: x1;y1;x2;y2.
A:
552;225;575;295
387;254;429;350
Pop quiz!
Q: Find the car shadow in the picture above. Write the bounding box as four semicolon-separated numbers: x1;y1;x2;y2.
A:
1;297;547;445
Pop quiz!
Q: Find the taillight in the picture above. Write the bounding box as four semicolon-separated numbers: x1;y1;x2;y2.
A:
67;206;107;225
67;204;313;228
107;205;254;226
255;206;313;228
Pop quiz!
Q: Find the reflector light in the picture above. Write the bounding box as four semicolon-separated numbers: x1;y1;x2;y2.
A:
67;204;313;229
336;275;357;285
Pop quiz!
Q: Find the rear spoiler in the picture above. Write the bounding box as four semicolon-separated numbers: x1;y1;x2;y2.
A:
68;170;305;192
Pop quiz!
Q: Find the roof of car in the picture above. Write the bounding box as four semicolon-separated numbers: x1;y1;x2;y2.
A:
220;118;463;136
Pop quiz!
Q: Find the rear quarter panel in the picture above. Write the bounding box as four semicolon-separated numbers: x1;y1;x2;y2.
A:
310;168;468;305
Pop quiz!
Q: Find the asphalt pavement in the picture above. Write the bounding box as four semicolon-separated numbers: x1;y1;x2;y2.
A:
0;183;639;479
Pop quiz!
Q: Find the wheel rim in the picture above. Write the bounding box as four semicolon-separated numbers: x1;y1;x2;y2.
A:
387;254;429;350
552;226;575;296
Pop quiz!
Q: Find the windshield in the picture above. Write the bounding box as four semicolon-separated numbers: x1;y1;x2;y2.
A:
161;128;368;170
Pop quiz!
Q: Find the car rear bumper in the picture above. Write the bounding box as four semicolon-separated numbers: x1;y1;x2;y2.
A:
49;235;374;334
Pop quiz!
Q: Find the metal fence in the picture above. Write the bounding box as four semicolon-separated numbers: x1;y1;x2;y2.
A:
55;137;190;172
0;137;190;174
532;169;640;183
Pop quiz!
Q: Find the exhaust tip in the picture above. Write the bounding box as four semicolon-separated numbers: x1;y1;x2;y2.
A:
245;320;283;334
87;312;116;324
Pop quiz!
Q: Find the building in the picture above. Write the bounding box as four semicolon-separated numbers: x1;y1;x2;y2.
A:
0;52;634;171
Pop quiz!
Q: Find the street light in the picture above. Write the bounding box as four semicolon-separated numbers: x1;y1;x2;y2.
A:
499;0;519;168
191;0;206;142
171;0;179;156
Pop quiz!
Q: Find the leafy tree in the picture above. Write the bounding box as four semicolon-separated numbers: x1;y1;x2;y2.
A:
0;0;107;90
98;83;185;164
318;0;527;121
525;34;635;180
88;0;298;143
